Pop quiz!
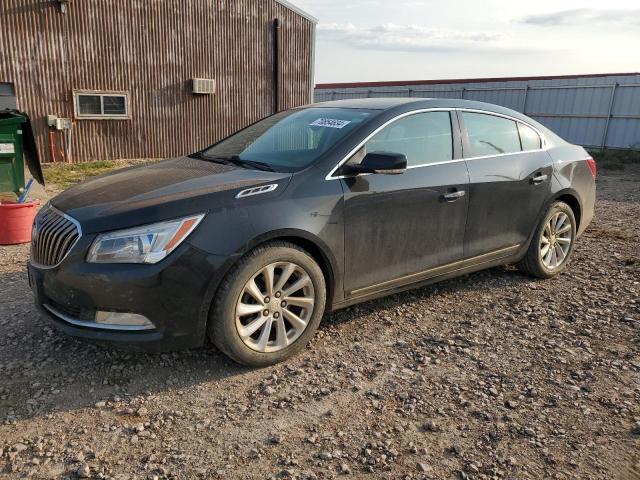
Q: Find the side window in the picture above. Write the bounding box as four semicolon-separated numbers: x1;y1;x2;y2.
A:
364;111;453;167
518;122;542;150
461;112;521;157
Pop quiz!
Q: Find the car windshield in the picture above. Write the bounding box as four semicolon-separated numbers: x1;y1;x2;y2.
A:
196;107;376;172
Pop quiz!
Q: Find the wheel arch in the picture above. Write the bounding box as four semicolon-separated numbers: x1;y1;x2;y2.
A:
201;229;340;347
244;229;338;309
520;188;584;260
518;188;581;278
549;189;583;229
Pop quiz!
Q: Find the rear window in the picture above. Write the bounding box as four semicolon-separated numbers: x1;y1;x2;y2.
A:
518;123;542;150
462;112;521;157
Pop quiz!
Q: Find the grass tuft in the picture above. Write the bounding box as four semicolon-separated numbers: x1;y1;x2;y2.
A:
589;149;640;171
43;159;158;190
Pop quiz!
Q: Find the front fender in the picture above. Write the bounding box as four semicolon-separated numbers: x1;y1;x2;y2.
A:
245;227;340;294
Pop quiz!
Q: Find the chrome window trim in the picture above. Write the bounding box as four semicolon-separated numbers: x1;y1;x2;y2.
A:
462;148;547;162
30;205;83;270
43;304;155;332
406;158;467;169
325;107;548;180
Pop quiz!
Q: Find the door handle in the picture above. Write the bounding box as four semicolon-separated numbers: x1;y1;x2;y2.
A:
531;173;548;185
443;190;466;202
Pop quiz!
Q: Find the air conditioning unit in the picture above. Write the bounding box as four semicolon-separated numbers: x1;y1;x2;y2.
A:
192;78;216;95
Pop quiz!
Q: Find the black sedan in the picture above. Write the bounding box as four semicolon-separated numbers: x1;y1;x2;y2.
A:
28;98;596;366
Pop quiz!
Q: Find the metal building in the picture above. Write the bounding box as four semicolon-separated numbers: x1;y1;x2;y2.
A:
0;0;317;163
315;73;640;150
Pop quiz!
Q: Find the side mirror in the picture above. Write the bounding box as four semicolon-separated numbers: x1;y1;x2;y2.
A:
341;151;407;176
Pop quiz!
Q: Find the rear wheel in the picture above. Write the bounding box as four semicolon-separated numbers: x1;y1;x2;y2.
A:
208;241;326;367
518;201;577;278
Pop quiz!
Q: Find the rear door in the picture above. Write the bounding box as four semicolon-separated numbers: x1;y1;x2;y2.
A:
340;110;469;296
459;111;552;258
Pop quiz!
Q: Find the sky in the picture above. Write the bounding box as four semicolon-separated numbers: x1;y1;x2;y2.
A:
292;0;640;84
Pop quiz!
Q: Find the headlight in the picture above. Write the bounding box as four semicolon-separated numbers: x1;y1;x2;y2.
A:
87;214;204;264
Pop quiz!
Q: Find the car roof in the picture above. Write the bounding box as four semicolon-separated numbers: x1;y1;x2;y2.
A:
311;97;566;145
314;97;516;113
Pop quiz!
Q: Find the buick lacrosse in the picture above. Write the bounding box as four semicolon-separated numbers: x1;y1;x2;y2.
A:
29;98;596;366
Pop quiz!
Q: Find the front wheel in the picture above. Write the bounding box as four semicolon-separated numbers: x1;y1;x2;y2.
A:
518;201;577;278
208;241;326;367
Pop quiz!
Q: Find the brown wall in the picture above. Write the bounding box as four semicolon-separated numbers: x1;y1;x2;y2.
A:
0;0;315;162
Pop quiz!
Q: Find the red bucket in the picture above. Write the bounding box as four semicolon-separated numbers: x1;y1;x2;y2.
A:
0;200;40;245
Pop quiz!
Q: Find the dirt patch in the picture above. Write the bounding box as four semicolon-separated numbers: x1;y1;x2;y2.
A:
0;167;639;479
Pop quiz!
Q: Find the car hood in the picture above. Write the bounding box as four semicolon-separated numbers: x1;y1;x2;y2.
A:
51;157;291;233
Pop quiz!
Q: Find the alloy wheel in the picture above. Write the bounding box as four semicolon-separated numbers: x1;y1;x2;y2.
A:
540;211;573;269
235;262;315;353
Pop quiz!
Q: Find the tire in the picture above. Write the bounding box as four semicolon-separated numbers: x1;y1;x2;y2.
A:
518;201;577;279
208;241;326;367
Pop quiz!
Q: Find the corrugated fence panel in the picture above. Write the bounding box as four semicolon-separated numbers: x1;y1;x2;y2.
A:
315;73;640;149
412;89;461;100
0;0;315;162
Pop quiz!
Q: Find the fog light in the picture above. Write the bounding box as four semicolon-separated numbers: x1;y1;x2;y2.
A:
94;311;155;330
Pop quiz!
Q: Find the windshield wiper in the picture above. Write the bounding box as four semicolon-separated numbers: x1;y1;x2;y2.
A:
190;152;235;165
190;153;275;172
226;156;275;172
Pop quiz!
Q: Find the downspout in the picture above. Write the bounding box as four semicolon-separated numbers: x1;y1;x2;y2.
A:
273;18;281;113
309;22;316;104
49;130;56;163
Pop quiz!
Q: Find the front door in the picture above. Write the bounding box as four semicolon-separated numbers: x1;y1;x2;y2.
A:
340;110;469;296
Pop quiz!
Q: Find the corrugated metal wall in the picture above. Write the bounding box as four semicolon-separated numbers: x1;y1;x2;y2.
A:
315;74;640;150
0;0;315;162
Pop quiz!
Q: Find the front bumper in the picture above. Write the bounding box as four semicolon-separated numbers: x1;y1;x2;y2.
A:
28;236;233;352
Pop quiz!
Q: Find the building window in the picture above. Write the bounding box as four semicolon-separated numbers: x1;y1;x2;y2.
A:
73;91;129;119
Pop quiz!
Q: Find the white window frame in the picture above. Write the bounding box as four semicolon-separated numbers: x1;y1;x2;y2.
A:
73;90;130;120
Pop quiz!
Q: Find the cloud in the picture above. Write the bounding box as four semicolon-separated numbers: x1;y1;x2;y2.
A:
521;8;640;27
317;22;513;53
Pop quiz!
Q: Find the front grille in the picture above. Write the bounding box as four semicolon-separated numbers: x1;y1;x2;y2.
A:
31;206;81;267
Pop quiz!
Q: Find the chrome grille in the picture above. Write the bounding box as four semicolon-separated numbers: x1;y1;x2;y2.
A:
31;206;81;267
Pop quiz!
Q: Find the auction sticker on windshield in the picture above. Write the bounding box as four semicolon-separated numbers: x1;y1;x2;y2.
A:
309;118;351;129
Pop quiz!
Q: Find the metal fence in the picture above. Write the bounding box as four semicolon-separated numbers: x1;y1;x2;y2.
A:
314;73;640;150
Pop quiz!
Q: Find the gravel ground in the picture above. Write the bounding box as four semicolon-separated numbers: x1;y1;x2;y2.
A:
1;167;639;480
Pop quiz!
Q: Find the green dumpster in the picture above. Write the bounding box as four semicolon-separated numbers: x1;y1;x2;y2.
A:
0;110;44;196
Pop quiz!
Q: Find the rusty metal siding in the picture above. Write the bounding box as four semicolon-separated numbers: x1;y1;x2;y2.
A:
0;0;315;162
